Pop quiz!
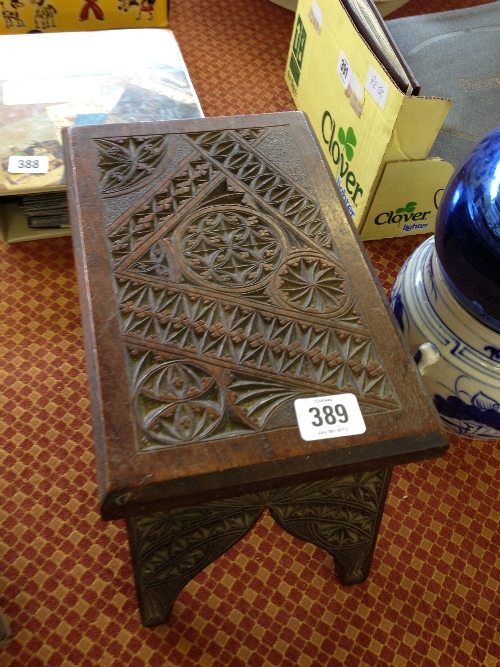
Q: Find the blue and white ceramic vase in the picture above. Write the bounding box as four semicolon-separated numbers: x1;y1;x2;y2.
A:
390;126;500;439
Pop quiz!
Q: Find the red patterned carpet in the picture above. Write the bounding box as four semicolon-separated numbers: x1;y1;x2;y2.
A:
1;1;500;666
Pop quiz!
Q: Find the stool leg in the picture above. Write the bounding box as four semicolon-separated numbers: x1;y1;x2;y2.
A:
268;468;393;585
126;499;266;627
126;468;392;626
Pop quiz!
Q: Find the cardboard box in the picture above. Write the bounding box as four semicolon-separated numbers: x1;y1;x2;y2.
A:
285;0;454;240
0;0;168;34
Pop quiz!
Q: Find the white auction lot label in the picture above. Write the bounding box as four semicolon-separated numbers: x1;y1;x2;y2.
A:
8;155;49;174
294;393;366;441
337;51;352;89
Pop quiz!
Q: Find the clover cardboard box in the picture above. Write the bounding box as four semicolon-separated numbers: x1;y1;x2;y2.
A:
285;0;454;240
0;0;168;34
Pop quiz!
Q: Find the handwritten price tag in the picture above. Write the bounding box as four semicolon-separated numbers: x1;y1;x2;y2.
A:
8;155;49;174
294;393;366;441
365;65;389;110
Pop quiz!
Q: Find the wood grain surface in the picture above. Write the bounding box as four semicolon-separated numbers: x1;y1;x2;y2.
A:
63;112;448;519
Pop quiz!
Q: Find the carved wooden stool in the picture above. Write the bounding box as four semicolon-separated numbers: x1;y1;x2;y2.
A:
63;112;448;626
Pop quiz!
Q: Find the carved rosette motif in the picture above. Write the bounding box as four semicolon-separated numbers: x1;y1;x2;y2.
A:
178;206;284;288
95;135;168;194
126;469;391;626
95;125;401;450
136;361;224;445
274;253;348;314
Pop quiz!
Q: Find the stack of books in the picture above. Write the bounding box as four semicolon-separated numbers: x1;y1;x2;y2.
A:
0;28;203;242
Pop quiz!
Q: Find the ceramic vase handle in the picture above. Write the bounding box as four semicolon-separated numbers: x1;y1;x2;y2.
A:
415;342;440;375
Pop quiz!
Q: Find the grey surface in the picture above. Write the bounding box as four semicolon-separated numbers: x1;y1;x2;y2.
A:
387;2;500;168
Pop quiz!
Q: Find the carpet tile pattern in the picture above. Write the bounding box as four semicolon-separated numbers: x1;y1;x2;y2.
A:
2;1;500;665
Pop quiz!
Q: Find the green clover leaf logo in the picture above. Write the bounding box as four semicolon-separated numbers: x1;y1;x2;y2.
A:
396;201;417;214
338;126;357;162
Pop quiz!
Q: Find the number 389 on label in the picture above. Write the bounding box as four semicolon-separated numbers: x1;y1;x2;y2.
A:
309;403;348;427
294;393;366;441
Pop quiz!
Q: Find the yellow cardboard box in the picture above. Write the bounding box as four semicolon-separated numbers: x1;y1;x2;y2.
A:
285;0;454;240
0;0;168;34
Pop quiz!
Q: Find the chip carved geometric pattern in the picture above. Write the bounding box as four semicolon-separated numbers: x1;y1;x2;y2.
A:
180;206;283;287
126;469;391;626
94;125;401;450
95;135;168;195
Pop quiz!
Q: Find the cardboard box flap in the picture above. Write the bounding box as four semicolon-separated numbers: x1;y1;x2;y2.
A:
385;95;452;162
360;157;455;240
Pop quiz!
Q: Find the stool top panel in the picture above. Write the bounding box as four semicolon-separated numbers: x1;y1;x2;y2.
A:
63;112;447;519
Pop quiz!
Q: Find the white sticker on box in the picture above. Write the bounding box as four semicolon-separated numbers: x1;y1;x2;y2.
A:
8;155;49;174
308;0;323;34
337;51;352;89
294;393;366;441
365;65;389;110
